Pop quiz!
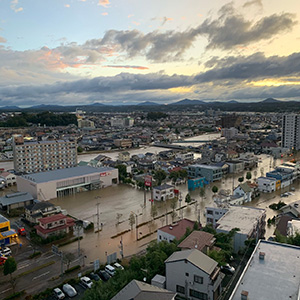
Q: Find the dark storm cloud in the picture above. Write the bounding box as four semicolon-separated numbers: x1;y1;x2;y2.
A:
198;10;296;50
196;52;300;82
81;5;297;62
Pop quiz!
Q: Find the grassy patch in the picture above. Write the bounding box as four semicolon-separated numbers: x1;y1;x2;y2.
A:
64;265;80;274
28;251;41;259
3;290;25;300
17;261;55;278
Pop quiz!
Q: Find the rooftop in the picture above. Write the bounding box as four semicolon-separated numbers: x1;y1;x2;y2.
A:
178;230;215;251
0;192;34;206
111;279;176;300
189;164;221;170
20;166;116;184
153;183;174;191
38;213;67;224
229;240;300;300
216;206;266;235
0;214;9;224
165;249;218;275
158;218;195;240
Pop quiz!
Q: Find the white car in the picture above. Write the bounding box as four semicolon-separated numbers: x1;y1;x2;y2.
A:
105;265;116;276
81;276;93;288
0;247;12;257
113;262;124;270
62;284;77;298
53;288;65;300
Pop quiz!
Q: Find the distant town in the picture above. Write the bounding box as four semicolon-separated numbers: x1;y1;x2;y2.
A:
0;105;300;300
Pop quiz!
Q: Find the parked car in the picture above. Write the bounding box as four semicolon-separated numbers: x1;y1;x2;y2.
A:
105;265;116;276
18;227;26;236
221;263;235;275
53;288;65;300
62;284;77;298
98;270;111;282
0;247;12;257
0;256;7;266
113;262;124;270
80;276;93;289
89;272;100;281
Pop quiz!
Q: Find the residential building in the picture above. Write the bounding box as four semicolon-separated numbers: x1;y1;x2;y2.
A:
165;249;223;300
0;192;35;214
216;206;266;252
280;200;300;218
0;171;16;186
153;184;174;201
281;114;300;150
17;166;118;201
157;219;195;243
221;127;238;139
34;213;75;239
114;139;132;148
118;151;131;161
175;152;194;162
229;240;300;300
226;160;245;174
111;279;176;300
12;135;77;173
287;219;300;237
188;164;222;183
0;214;17;247
25;201;62;224
205;207;228;228
188;177;206;191
257;176;280;193
178;231;216;254
77;119;95;128
233;183;252;203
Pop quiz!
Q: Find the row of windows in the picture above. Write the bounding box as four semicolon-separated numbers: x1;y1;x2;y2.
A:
176;285;207;300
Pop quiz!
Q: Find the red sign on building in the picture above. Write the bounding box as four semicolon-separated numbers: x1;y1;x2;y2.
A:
144;175;152;187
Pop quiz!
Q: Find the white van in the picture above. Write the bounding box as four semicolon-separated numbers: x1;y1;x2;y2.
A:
105;265;116;276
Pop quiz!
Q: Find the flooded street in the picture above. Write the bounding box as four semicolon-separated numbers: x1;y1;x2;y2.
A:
1;133;299;265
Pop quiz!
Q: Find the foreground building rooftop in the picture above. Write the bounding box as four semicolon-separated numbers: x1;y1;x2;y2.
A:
229;240;300;300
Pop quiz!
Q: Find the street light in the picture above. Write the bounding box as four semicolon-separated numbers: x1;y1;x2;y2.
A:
74;220;83;258
131;211;138;241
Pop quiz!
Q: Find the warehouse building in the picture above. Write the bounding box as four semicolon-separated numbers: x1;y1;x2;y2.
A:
16;166;118;201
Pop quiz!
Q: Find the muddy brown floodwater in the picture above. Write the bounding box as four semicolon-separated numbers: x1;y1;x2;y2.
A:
49;153;299;265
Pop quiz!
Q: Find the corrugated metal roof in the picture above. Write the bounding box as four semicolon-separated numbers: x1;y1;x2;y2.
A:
20;166;116;184
0;192;34;206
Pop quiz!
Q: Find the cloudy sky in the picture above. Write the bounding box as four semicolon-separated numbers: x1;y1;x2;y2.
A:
1;0;300;106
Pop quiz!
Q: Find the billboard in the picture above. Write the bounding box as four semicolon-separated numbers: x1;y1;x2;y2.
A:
144;175;152;187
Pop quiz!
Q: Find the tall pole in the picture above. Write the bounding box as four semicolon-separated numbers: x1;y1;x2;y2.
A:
96;200;101;232
135;213;138;241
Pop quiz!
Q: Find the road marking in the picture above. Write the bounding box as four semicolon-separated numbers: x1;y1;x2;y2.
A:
33;271;50;280
18;263;30;270
0;288;12;294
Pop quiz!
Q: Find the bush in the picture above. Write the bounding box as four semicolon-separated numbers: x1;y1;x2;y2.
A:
64;265;80;274
3;291;25;300
29;251;41;259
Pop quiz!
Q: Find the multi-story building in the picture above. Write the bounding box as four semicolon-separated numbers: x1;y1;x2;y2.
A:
0;214;17;247
12;135;77;174
165;249;223;300
188;164;222;183
216;206;266;252
229;240;300;300
282;114;300;150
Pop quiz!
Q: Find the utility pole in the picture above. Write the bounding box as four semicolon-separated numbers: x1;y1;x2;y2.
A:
120;236;124;259
95;196;101;232
135;213;138;241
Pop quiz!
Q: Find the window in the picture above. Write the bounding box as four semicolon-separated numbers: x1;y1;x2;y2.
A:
189;289;208;300
185;272;189;277
194;275;203;284
176;285;185;294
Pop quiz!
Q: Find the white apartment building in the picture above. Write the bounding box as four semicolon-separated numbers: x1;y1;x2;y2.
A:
282;114;300;150
13;135;77;174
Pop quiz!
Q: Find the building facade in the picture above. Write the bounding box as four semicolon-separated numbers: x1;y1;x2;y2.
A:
282;114;300;150
188;164;222;183
17;166;119;201
153;184;174;201
13;135;77;173
165;249;223;300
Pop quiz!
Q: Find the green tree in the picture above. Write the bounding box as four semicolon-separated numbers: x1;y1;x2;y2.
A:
77;146;83;153
117;164;127;181
153;170;167;186
238;176;244;183
212;186;218;194
169;171;179;184
129;212;136;230
3;257;17;293
246;172;252;180
185;193;191;203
